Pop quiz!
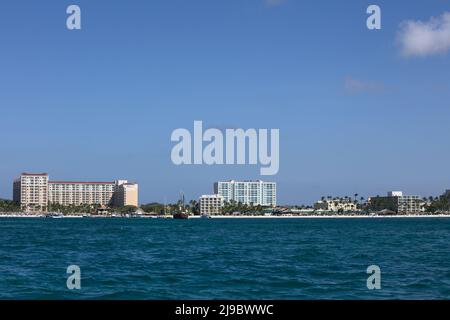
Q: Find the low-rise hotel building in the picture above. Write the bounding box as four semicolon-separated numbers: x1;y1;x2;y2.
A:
314;199;358;212
214;180;276;207
368;191;424;214
199;194;224;215
13;173;138;211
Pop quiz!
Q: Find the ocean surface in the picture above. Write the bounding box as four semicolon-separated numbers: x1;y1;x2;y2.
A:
0;217;449;299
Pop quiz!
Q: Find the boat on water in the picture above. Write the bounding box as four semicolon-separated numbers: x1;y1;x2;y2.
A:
173;212;189;219
172;192;190;219
201;214;211;219
45;212;64;218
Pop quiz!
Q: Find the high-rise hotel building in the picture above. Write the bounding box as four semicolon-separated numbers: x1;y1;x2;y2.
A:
13;173;49;212
48;181;116;207
14;173;138;211
114;181;139;208
214;180;276;207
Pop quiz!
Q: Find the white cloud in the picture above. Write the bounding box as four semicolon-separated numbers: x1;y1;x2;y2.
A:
265;0;286;7
397;12;450;57
343;77;384;95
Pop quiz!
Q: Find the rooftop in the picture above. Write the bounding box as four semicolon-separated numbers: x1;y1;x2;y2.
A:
21;173;48;176
49;181;114;185
218;180;275;183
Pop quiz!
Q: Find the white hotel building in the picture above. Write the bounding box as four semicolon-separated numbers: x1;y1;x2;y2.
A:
199;194;224;215
214;180;276;207
14;173;138;212
48;181;116;207
13;173;49;212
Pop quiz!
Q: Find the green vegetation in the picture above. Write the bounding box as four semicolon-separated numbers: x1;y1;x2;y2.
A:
47;203;140;215
140;200;199;215
110;205;138;214
0;199;20;213
48;203;101;214
222;201;265;215
140;202;166;214
427;194;450;212
139;200;267;215
368;196;397;212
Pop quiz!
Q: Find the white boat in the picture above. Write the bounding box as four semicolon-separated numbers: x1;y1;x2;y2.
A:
46;212;63;218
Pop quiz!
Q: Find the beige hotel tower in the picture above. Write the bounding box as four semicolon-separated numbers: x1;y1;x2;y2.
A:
13;173;138;212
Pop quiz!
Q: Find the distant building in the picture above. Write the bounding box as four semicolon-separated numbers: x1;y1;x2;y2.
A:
13;172;138;212
314;198;358;212
368;191;424;213
388;191;403;197
199;194;224;215
114;181;139;207
49;181;116;207
214;180;276;207
13;173;49;212
443;190;450;198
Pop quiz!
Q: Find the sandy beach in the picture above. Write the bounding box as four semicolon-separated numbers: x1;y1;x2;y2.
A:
2;213;450;219
200;214;450;219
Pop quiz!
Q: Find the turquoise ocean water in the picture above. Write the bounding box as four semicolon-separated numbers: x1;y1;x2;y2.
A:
0;218;449;299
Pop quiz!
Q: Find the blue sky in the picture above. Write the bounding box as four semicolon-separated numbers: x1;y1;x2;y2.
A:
1;0;450;204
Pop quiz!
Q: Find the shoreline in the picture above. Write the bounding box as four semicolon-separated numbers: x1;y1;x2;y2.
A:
200;214;450;219
1;213;450;219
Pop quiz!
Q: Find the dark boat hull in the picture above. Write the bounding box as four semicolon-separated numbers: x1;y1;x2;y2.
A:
173;213;189;219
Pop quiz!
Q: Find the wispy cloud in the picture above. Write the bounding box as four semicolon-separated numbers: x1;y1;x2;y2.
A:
265;0;287;7
397;12;450;57
343;77;385;95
